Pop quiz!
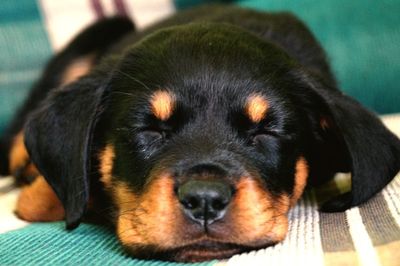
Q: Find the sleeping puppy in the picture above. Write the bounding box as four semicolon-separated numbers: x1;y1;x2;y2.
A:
1;5;400;262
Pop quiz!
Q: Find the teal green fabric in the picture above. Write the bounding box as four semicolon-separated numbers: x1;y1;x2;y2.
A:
0;222;216;266
176;0;400;114
175;0;233;10
0;0;52;134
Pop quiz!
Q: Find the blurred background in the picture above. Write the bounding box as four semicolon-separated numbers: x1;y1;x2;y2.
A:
0;0;399;135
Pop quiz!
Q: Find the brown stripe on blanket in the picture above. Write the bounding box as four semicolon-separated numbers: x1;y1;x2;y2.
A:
359;193;400;246
314;177;359;266
318;212;356;252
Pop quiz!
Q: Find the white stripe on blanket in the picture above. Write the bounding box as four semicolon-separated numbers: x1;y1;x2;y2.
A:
125;0;174;30
346;208;381;266
39;0;96;51
38;0;175;52
0;177;28;234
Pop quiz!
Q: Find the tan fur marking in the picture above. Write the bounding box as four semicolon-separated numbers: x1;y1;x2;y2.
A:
9;132;29;174
99;145;115;188
16;176;65;221
226;178;290;244
290;157;309;206
246;94;269;123
116;176;182;248
61;54;94;85
115;182;138;245
268;214;289;242
320;117;330;130
137;177;181;247
151;90;175;121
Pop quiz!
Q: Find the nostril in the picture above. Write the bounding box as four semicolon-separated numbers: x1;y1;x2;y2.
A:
181;196;200;210
211;198;228;211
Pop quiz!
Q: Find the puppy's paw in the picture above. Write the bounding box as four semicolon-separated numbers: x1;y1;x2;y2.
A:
9;132;39;184
15;176;65;222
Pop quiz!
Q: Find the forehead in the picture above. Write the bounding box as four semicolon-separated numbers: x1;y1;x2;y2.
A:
116;23;293;88
112;67;295;129
111;24;300;122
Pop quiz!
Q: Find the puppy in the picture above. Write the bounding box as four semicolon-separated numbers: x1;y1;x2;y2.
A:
1;5;399;262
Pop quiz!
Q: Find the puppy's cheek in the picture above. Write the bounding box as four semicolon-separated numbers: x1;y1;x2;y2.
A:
290;157;309;206
135;177;183;247
225;178;290;245
268;215;289;243
15;176;65;221
228;178;275;241
114;183;139;246
114;177;185;250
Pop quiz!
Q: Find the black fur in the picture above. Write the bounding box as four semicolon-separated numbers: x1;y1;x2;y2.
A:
2;4;400;253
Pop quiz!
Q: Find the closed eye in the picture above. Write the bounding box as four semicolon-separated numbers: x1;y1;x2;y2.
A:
135;129;168;156
249;128;294;146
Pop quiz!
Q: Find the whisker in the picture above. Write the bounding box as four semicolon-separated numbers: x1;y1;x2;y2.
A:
115;69;152;92
110;91;136;98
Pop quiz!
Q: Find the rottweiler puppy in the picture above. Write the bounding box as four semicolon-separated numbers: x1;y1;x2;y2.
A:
1;5;399;262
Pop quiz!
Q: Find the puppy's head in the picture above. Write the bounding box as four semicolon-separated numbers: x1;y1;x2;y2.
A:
25;23;400;262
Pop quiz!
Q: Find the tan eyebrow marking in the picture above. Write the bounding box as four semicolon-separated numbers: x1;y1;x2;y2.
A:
245;94;269;123
150;90;175;121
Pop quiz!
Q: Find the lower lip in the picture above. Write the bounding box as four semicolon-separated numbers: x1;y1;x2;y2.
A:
173;242;244;262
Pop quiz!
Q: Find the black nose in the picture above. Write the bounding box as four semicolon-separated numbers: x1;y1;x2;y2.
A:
177;180;232;226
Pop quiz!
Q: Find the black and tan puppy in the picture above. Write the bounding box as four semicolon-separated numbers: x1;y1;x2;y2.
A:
1;5;399;262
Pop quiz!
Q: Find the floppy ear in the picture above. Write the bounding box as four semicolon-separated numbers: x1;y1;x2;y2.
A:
24;74;111;229
301;73;400;212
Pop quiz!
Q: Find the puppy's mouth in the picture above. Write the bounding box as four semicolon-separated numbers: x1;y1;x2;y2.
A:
168;240;246;262
124;238;278;262
125;240;255;262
